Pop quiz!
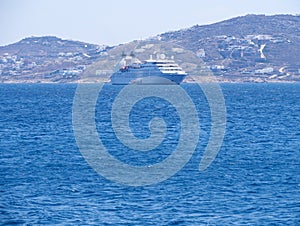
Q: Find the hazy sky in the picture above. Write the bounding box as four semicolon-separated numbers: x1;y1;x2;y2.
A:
0;0;299;46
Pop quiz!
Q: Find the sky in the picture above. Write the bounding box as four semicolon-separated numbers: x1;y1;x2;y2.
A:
0;0;299;46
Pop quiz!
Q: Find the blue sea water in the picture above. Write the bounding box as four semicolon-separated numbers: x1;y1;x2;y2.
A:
0;83;299;225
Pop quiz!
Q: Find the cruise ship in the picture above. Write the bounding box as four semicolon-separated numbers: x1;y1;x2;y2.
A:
110;56;187;85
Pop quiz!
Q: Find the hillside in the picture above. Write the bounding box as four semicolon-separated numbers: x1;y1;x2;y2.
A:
158;14;300;82
0;36;107;82
0;14;299;83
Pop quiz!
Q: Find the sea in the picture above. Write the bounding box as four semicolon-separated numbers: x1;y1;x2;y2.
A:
0;83;299;225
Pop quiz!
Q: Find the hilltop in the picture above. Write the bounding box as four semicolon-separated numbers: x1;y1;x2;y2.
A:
0;14;299;83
